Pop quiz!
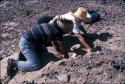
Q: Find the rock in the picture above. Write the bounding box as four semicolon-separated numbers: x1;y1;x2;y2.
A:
1;33;11;38
95;51;100;54
56;74;69;82
0;1;10;8
3;22;19;27
71;53;77;58
111;57;125;71
70;44;81;51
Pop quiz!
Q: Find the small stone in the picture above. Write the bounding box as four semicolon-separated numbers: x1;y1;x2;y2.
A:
4;22;18;27
71;53;77;58
1;33;10;38
89;61;92;63
70;44;81;51
96;51;100;54
56;74;69;82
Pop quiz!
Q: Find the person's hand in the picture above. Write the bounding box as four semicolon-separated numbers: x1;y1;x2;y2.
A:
53;15;60;20
49;15;60;24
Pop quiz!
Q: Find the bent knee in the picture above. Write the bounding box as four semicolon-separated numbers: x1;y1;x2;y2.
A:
32;63;42;70
28;61;42;71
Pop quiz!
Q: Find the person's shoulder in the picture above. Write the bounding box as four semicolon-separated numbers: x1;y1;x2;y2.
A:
61;12;74;19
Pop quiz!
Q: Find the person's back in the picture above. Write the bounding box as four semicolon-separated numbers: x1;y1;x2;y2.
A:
23;23;64;45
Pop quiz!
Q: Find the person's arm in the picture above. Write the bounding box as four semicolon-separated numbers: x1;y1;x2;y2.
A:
37;16;54;25
52;41;69;58
79;25;88;35
75;33;91;53
51;41;63;55
49;15;60;24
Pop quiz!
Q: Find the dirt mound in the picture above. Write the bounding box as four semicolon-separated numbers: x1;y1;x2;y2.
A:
1;51;125;84
1;0;125;83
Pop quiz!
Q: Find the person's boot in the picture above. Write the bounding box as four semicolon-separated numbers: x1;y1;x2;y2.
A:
7;58;18;77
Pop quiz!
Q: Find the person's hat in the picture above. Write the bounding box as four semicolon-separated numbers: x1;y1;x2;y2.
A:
56;18;73;34
71;7;92;23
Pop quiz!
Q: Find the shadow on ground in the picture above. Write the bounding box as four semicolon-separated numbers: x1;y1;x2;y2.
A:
62;32;113;56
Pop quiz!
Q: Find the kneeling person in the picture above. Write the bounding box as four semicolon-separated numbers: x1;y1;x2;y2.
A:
7;18;73;76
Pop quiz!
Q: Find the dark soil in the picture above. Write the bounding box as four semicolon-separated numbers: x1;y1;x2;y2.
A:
0;0;125;84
